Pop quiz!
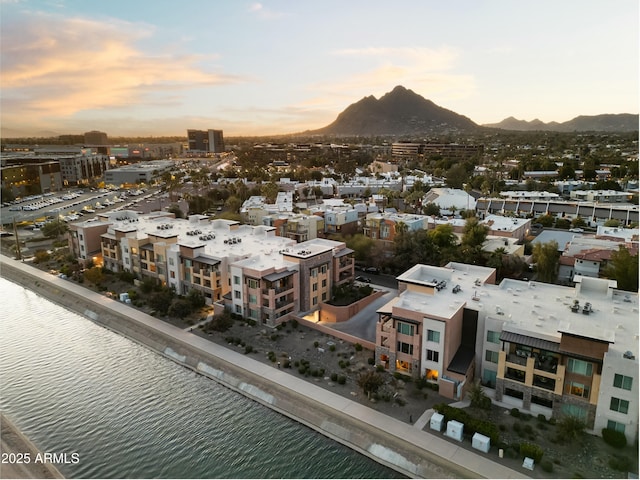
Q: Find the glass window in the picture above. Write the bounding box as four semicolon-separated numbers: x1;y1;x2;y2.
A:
312;296;318;305
613;374;633;391
486;330;500;344
567;381;590;399
427;330;440;343
169;257;174;266
313;283;318;292
247;278;259;289
398;323;415;336
311;268;318;277
397;342;413;355
426;349;439;362
248;294;257;304
233;276;240;285
485;350;499;363
322;279;327;288
610;397;629;414
234;290;241;299
561;403;587;421
607;420;626;434
567;358;593;376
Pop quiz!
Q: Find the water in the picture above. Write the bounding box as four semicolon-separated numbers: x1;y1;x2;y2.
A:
0;278;402;479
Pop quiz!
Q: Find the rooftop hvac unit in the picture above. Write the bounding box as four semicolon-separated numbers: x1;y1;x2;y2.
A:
623;351;635;360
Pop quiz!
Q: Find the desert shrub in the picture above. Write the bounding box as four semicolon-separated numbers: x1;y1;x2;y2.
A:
354;343;363;352
540;460;554;473
368;357;375;365
415;377;429;390
330;373;338;382
291;318;298;329
270;334;279;341
523;424;534;435
602;428;627;448
537;414;547;423
467;380;491;410
519;442;544;462
298;366;307;374
608;453;633;472
244;345;254;354
313;341;319;348
376;364;385;372
393;371;412;382
118;270;137;284
510;408;520;418
556;415;586;443
337;375;346;385
394;397;406;406
329;345;336;352
168;299;193;318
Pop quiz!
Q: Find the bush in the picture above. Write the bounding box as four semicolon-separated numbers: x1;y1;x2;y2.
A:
510;408;520;418
609;453;633;472
337;375;346;385
329;345;336;352
368;357;375;365
602;428;627;448
519;442;544;462
537;414;547;423
244;345;254;354
313;341;319;348
540;460;554;473
168;299;193;318
330;373;338;382
376;364;385;372
354;343;363;352
433;404;500;444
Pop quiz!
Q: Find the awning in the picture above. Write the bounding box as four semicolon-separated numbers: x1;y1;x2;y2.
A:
499;330;559;352
264;270;295;282
193;255;220;266
447;346;475;375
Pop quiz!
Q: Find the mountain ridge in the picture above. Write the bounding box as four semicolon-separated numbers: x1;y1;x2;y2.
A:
483;113;638;132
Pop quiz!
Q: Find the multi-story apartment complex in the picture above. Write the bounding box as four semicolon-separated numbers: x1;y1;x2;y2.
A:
59;152;110;186
363;212;432;248
1;161;62;197
476;197;639;227
187;129;225;154
71;211;354;327
375;263;639;443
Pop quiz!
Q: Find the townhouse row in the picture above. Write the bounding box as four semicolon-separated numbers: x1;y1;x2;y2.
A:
69;210;355;327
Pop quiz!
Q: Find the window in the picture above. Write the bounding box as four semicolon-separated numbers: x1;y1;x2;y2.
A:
234;290;241;299
249;309;258;320
614;374;633;391
312;297;318;305
321;264;327;274
233;276;240;285
170;271;175;278
311;268;318;277
322;292;327;301
486;330;500;344
249;294;257;304
235;305;241;314
485;350;499;363
427;330;440;343
426;349;439;362
169;257;174;266
397;322;415;336
322;279;327;288
607;420;626;434
313;283;318;292
567;381;590;399
397;342;413;355
610;397;629;414
567;358;593;376
247;278;259;289
561;403;587;421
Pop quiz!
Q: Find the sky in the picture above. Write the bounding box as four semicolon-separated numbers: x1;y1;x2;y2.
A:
1;0;638;137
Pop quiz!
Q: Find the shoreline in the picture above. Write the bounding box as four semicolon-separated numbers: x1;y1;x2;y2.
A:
0;256;527;479
1;413;64;479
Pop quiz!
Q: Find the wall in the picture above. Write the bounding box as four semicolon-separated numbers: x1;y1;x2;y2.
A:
318;290;385;323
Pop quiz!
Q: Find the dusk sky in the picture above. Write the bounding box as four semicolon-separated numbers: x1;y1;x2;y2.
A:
1;0;638;137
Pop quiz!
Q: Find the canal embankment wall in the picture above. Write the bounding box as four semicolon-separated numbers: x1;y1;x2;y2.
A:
1;257;526;480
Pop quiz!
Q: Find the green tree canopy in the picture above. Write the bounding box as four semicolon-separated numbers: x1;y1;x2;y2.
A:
41;220;69;239
532;241;559;283
604;246;639;292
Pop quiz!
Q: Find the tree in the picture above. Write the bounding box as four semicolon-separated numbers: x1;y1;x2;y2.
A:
532;241;559;283
604;246;639;292
83;266;104;286
357;370;385;399
260;182;280;204
345;234;375;263
603;219;621;227
534;214;554;227
167;203;184;219
571;216;587;228
41;220;69;239
446;164;468;189
459;217;489;265
149;287;174;315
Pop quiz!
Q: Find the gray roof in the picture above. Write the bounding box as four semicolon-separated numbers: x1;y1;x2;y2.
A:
531;230;581;251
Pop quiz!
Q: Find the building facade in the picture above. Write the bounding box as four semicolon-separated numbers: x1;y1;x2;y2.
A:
187;129;225;154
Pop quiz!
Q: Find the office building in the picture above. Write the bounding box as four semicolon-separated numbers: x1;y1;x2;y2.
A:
187;129;225;154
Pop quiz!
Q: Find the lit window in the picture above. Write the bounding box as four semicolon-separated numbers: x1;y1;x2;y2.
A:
567;381;590;399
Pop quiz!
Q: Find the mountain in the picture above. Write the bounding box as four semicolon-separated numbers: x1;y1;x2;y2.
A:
310;86;478;136
484;113;638;132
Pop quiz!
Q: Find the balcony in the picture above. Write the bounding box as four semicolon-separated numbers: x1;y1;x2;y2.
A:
505;367;526;383
506;352;528;367
532;374;556;391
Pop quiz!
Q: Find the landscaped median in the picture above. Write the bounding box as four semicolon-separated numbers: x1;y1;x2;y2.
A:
1;256;528;479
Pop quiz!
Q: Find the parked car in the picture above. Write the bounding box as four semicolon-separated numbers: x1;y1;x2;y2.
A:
355;276;371;283
569;228;584;233
364;267;380;274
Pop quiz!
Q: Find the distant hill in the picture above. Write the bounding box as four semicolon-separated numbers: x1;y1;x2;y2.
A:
309;86;478;136
484;114;639;132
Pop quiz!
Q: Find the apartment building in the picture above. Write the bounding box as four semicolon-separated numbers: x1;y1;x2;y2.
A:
375;261;639;443
476;198;639;227
375;263;497;400
59;152;111;186
570;190;634;203
363;212;432;249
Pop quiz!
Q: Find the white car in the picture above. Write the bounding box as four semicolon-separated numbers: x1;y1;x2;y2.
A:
569;228;584;233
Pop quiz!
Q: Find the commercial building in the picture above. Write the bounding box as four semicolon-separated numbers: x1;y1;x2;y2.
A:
103;160;173;187
1;161;63;197
84;130;109;145
375;262;639;444
59;153;110;186
187;129;225;154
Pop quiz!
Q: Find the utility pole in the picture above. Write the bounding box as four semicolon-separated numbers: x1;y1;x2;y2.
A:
13;219;22;260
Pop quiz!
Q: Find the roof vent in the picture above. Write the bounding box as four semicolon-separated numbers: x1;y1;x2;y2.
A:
623;351;635;360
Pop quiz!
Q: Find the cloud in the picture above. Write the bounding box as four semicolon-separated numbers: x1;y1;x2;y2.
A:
248;2;288;19
1;11;245;121
315;45;476;109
